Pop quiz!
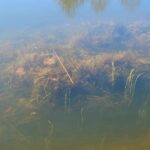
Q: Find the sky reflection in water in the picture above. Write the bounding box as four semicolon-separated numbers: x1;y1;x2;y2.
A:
0;1;150;150
0;0;149;35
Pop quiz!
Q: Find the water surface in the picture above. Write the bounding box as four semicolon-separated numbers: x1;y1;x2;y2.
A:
0;0;150;150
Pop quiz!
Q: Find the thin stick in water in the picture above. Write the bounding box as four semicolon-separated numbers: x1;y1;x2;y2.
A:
53;50;74;84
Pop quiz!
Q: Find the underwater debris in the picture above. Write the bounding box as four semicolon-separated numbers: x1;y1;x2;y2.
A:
43;56;57;66
15;67;26;78
30;111;37;116
54;50;74;84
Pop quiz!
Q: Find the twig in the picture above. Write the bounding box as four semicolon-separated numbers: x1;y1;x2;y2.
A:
100;136;106;150
53;50;74;84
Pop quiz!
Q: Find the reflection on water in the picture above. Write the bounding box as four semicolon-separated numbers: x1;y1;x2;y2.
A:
0;0;150;150
58;0;140;15
121;0;140;10
91;0;109;13
58;0;85;15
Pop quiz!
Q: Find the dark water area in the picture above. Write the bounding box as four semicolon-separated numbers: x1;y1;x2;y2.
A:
0;0;150;150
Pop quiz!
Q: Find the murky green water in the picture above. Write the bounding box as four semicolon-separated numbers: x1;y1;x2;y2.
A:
0;0;150;150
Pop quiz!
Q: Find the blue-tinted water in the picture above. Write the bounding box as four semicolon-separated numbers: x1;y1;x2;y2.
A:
0;0;149;36
0;0;150;150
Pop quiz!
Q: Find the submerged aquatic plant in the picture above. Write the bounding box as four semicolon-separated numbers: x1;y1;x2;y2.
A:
124;69;135;104
48;120;54;137
125;69;135;94
124;68;149;106
111;60;116;86
80;107;85;125
138;101;148;120
64;88;71;111
100;136;106;150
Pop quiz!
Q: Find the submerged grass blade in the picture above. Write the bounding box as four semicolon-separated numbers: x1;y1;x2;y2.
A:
132;72;145;97
48;120;54;137
111;60;116;86
124;69;135;105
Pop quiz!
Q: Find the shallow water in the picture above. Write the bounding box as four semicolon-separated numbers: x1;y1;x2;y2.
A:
0;0;150;150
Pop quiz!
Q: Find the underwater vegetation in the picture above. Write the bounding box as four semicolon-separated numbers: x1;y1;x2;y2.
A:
70;22;150;53
0;22;150;150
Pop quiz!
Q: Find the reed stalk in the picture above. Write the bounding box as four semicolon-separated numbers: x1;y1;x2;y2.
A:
111;61;116;86
53;50;74;84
